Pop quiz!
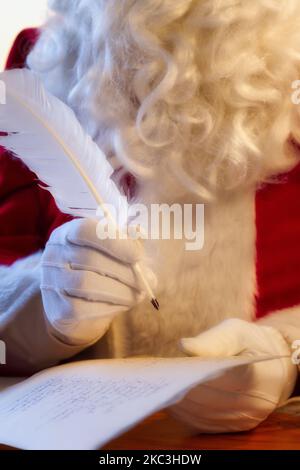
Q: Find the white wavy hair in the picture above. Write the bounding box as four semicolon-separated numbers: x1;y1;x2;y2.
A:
28;0;300;199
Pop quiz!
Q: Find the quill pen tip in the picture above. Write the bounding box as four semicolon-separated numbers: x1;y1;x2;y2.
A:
151;298;160;311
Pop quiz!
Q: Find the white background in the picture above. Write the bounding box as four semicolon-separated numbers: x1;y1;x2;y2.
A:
0;1;48;70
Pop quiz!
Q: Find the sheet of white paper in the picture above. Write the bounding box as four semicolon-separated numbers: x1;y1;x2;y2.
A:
0;355;275;450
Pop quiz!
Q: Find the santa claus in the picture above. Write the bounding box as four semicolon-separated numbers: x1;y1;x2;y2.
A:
0;0;300;433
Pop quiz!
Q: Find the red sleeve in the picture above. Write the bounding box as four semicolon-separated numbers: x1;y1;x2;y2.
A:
0;29;72;266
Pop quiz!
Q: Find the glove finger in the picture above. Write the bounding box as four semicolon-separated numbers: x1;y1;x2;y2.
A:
62;218;142;264
180;319;249;358
170;398;265;433
42;286;128;321
182;318;293;360
42;288;127;344
42;266;144;306
43;243;157;292
169;380;275;433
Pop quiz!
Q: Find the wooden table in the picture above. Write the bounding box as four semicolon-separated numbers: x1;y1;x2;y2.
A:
1;411;299;450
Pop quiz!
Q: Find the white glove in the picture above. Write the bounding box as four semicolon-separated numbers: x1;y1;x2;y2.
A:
170;319;298;433
41;218;155;345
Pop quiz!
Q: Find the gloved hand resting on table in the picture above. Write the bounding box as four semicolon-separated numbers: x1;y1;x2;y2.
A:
41;218;155;345
170;319;297;433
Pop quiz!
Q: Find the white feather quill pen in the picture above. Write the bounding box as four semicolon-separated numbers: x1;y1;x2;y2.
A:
0;69;159;310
